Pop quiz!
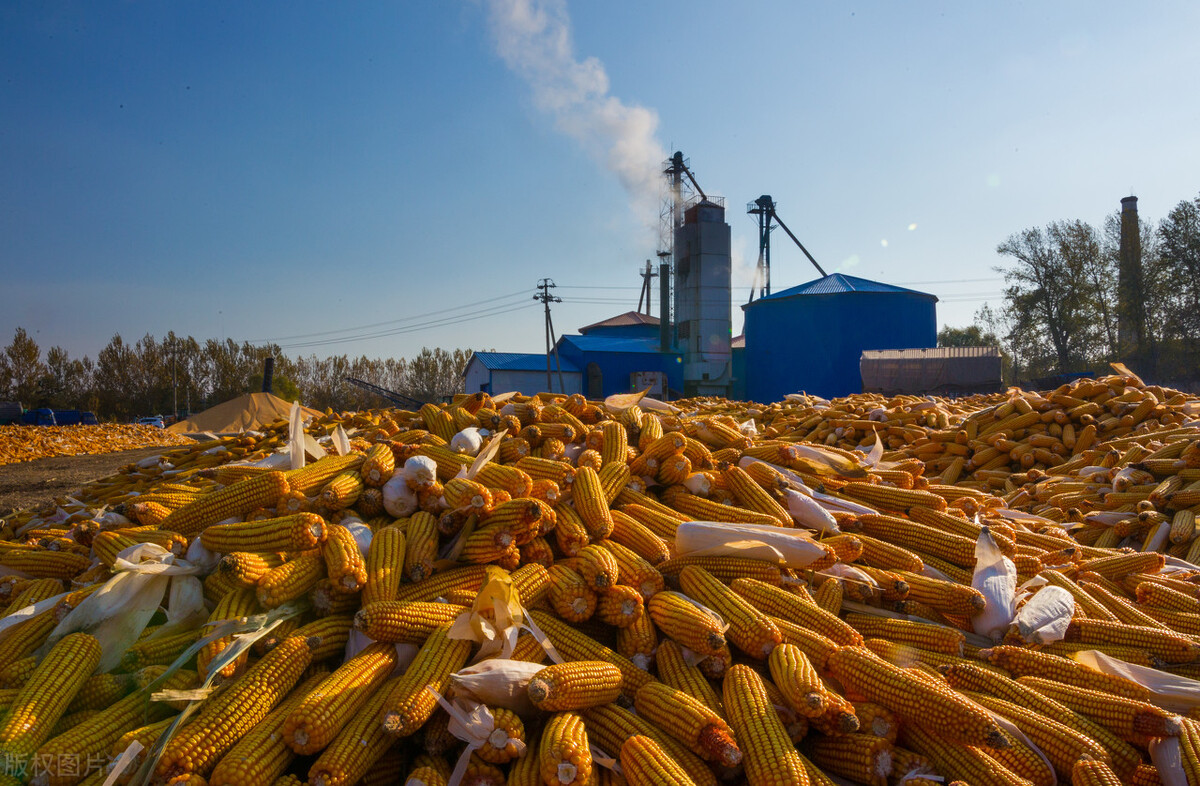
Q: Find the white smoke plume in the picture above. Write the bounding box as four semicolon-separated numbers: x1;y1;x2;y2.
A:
484;0;666;221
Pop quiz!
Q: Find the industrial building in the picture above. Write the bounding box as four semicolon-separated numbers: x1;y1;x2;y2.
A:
464;151;951;402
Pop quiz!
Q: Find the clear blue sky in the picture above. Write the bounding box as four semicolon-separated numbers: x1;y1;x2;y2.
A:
3;1;1198;362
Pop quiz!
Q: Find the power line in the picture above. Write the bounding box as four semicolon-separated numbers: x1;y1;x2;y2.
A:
276;301;539;350
249;288;530;344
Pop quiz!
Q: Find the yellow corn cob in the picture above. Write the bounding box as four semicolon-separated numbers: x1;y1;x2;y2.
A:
319;471;364;511
154;635;316;779
208;670;329;786
893;570;986;617
392;565;490;605
380;625;472;737
595;584;644;628
731;578;862;646
256;553;326;608
1;577;62;618
361;525;404;607
404;511;438;583
474;706;524;764
619;734;698;786
598;420;628;466
646;590;727;656
981;646;1152;701
598;540;664;599
940;662;1141;778
678;566;780;659
354;601;465;644
654;639;723;714
615;603;659;670
853;513;976;567
813;577;843;616
1071;759;1126;786
201;512;326;554
90;530;141;567
572;544;619;590
1078;551;1164;580
547;565;597;623
1062;617;1200;663
661;488;779;527
552;504;589;557
360;443;396;487
353;486;385;518
197;587;258;678
634;681;741;768
0;633;101;765
322;523;367;594
658;556;784;586
443;477;495;514
475;463;533;498
899;724;1028;786
768;643;827;718
0;549;90;580
527;661;624;711
802;733;892;786
581;705;717;786
285;614;353;664
306;678;398;786
572;466;614;540
826;646;1007;750
510;562;551;606
0;657;36;689
608;511;670;564
162;471;290;536
597;462;630;505
962;690;1111;779
721;464;792;526
838;532;924;572
617;502;685;541
530;610;653;698
1017;676;1183;739
845;613;965;655
721;664;809;786
539;711;591;786
217;552;285;588
283;641;398;754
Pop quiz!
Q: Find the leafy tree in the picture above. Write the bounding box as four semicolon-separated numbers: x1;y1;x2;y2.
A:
995;220;1110;378
937;324;1000;348
1;328;48;405
1156;193;1200;378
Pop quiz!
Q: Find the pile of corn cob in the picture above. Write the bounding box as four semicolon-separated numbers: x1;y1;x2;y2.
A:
0;373;1199;785
0;426;195;467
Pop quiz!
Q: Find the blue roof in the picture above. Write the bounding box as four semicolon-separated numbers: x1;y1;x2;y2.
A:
470;352;580;373
558;335;666;354
745;273;937;305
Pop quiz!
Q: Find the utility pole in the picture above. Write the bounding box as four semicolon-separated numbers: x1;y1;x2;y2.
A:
636;260;658;316
534;279;566;393
171;333;178;420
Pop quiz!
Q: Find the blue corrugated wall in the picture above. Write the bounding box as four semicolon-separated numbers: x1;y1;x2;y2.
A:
743;291;936;401
556;345;685;398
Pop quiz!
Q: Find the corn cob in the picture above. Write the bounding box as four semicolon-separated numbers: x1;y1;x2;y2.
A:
1061;617;1200;663
319;471;364;511
845;613;966;655
981;646;1152;700
1016;676;1183;739
646;590;726;656
962;690;1111;779
540;711;591;786
677;566;780;659
581;705;717;786
0;633;101;766
899;724;1028;786
155;635;316;779
853;513;976;567
721;664;809;786
571;466;613;540
474;706;524;763
256;552;325;608
280;614;353;664
572;544;619;590
162;471;290;536
530;610;653;697
202;512;327;554
321;523;367;594
404;511;438;583
527;661;623;711
617;503;685;540
0;549;90;580
660;489;779;527
655;639;723;714
380;625;472;736
306;678;398;786
360;525;404;607
802;733;892;786
354;601;465;644
196;587;258;678
721;464;792;526
393;565;489;605
598;540;664;599
619;734;698;786
732;577;862;647
658;555;783;585
361;443;396;487
547;565;597;623
510;562;551;606
615;604;659;670
607;511;670;564
768;643;827;718
634;681;741;767
119;626;199;672
595;584;644;628
283;641;398;754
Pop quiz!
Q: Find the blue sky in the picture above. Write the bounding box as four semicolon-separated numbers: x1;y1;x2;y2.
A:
3;1;1198;362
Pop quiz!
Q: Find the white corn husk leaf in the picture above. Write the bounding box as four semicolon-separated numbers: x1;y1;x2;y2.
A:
1149;737;1189;786
330;424;352;456
288;401;306;471
43;543;207;673
972;527;1017;643
451;427;485;456
1073;650;1200;714
449;659;545;716
675;520;829;569
466;429;508;480
382;471;419;517
1010;585;1074;645
782;488;840;534
402;455;439;488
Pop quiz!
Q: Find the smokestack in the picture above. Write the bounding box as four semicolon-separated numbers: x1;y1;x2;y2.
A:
1116;196;1145;363
659;261;671;353
262;357;275;395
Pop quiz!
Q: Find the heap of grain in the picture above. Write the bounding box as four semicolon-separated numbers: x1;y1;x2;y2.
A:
0;370;1199;785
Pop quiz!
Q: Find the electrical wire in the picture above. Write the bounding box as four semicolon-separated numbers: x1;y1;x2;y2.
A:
275;301;539;351
248;288;531;344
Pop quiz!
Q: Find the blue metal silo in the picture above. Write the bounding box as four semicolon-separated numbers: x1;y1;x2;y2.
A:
741;273;937;401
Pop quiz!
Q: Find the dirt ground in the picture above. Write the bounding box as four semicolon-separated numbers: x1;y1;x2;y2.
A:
0;446;176;517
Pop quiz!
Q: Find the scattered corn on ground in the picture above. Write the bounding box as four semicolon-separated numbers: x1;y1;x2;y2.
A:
0;370;1199;785
0;425;195;467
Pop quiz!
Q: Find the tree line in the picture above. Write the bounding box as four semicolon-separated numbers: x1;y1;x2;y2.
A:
0;328;475;420
940;190;1200;390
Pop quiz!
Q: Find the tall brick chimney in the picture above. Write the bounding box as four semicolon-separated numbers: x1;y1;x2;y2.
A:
1116;195;1145;364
